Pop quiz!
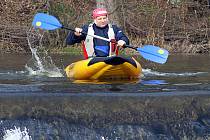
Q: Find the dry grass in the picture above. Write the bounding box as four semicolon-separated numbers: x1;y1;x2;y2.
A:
1;0;210;53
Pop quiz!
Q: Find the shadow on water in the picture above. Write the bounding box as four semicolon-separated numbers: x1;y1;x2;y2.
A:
0;53;210;139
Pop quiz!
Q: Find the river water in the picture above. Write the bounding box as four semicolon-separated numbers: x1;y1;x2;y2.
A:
0;53;210;140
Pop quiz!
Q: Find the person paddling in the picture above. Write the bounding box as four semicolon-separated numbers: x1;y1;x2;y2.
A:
66;8;129;59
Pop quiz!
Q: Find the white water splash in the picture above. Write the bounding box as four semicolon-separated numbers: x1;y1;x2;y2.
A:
26;28;63;77
101;136;106;140
3;127;32;140
25;65;63;77
142;68;207;77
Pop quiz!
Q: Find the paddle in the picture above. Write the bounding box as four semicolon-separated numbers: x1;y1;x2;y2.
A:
124;45;169;64
32;13;110;42
32;13;169;64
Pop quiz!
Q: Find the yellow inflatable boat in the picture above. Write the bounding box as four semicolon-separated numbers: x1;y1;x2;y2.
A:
65;56;142;80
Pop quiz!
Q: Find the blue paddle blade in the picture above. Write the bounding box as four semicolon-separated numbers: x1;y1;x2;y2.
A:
32;13;62;30
137;45;169;64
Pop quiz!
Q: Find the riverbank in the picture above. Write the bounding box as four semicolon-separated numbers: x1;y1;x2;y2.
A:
1;0;210;54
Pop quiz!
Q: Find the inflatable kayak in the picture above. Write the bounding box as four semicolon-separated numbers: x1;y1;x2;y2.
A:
65;56;142;80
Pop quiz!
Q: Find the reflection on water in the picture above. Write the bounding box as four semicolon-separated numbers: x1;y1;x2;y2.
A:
0;54;210;139
0;54;210;93
141;80;168;85
0;54;210;89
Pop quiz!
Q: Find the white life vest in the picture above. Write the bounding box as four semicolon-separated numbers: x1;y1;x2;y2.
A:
82;23;116;58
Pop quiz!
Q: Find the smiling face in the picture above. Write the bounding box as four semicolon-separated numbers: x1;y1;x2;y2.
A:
94;15;109;28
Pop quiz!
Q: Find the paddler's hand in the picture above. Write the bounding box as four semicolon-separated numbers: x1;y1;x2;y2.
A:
74;28;82;36
117;40;126;48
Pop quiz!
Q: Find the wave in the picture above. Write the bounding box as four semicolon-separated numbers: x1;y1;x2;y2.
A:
142;68;208;77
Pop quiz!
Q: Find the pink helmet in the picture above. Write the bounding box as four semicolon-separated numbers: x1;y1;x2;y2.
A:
92;8;108;19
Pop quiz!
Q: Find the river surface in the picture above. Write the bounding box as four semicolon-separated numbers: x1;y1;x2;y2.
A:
0;53;210;140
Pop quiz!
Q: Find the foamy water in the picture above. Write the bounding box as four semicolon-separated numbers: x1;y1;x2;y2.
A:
142;68;207;77
3;127;31;140
25;65;63;77
0;68;207;80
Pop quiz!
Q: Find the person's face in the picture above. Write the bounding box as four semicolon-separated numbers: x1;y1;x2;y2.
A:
94;15;108;27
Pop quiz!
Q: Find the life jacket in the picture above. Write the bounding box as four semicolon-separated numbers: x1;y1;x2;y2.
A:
82;23;118;59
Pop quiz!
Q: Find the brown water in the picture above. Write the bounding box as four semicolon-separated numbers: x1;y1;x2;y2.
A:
0;53;210;140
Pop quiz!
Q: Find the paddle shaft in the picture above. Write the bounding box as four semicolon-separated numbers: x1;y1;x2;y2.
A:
33;13;131;46
62;26;111;42
62;26;137;49
61;22;168;63
32;13;168;64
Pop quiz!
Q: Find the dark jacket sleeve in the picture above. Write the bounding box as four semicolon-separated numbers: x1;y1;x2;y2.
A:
65;25;88;45
112;25;129;45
